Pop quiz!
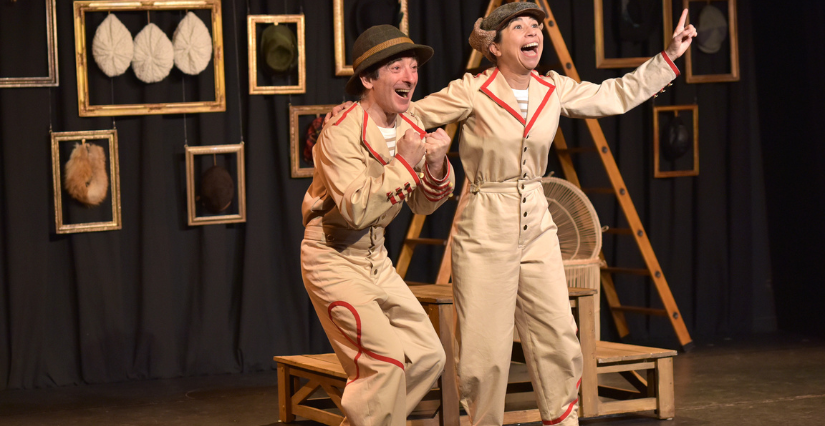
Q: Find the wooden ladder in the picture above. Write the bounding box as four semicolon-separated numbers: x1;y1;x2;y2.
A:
395;0;693;351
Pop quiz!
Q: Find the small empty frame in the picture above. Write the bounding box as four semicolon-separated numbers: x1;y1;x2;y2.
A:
185;143;246;226
333;0;408;76
51;129;122;234
677;0;739;83
73;0;226;116
248;15;306;95
595;0;671;69
289;104;338;178
653;105;698;178
0;0;59;87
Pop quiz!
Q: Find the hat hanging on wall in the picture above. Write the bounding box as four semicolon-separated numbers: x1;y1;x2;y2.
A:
92;14;134;77
696;4;728;54
354;0;401;35
64;141;110;207
132;23;174;83
199;165;234;214
618;0;658;42
260;24;297;73
303;116;324;166
662;116;691;161
173;12;213;75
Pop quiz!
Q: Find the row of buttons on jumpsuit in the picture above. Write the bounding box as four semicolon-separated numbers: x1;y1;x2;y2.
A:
522;139;529;232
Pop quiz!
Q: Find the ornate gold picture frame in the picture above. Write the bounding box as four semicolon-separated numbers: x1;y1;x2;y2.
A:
51;129;122;234
0;0;59;87
678;0;739;83
333;0;408;76
185;143;246;226
653;104;699;178
248;15;306;95
289;104;338;178
595;0;671;69
73;0;226;116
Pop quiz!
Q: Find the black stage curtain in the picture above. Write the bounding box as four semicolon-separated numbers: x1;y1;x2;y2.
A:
0;0;777;390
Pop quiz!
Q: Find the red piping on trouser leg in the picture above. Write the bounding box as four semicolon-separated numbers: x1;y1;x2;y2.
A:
327;301;405;383
542;377;582;425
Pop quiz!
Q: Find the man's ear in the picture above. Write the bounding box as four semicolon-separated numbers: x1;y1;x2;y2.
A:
360;74;374;91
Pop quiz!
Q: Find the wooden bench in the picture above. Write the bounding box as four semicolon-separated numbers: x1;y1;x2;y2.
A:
274;287;677;423
274;353;446;426
578;341;677;419
274;286;600;425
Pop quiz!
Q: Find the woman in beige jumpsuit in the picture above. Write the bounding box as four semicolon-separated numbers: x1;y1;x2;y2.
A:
405;4;697;425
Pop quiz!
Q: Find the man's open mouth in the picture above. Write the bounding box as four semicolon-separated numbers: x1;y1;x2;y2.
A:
395;88;411;99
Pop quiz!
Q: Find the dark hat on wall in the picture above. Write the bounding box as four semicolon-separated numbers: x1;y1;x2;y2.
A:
345;25;433;96
618;0;658;42
199;165;234;214
662;116;691;161
469;2;545;62
354;0;402;35
261;24;297;73
696;4;728;54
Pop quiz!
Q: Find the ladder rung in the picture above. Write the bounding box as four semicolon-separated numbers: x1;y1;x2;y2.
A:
610;306;669;317
404;238;447;246
603;228;632;235
601;267;651;276
559;147;598;154
582;187;614;194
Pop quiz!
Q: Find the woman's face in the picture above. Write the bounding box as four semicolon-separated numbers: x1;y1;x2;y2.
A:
490;16;543;73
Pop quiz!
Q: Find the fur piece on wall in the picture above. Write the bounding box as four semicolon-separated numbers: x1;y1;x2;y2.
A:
64;143;109;206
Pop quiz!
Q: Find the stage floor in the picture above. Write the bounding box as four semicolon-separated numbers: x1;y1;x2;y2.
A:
2;333;824;426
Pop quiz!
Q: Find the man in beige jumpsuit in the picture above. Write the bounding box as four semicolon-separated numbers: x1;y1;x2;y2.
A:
403;3;696;425
300;25;456;425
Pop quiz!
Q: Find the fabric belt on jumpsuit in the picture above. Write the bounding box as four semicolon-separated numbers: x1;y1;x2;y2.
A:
303;224;385;250
468;177;543;194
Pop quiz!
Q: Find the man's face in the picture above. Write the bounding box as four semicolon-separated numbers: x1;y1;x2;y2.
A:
361;55;419;116
492;16;544;72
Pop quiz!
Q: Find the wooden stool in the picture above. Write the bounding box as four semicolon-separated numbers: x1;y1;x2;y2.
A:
274;353;347;425
579;341;677;419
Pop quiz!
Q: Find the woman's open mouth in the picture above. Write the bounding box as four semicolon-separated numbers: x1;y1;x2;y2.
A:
521;42;539;56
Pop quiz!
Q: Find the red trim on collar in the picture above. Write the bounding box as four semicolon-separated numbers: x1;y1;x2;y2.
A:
523;72;556;138
400;114;426;138
481;68;526;126
361;111;388;166
661;51;680;76
334;103;358;126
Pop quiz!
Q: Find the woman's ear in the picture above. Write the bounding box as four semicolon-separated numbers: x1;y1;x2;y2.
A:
489;42;502;59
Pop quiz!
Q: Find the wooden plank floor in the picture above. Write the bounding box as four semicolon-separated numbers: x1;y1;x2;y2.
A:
1;333;824;426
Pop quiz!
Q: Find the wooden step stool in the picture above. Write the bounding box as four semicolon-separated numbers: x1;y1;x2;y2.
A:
274;352;446;426
579;341;677;419
274;353;347;425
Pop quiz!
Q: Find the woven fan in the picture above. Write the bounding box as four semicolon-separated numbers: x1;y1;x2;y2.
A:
541;176;604;338
541;177;602;260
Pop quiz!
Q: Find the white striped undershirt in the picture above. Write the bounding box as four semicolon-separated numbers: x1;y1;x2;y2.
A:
512;88;528;120
377;125;397;157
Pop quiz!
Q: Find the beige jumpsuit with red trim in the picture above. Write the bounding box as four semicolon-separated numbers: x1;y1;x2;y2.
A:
407;52;680;426
300;103;456;426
